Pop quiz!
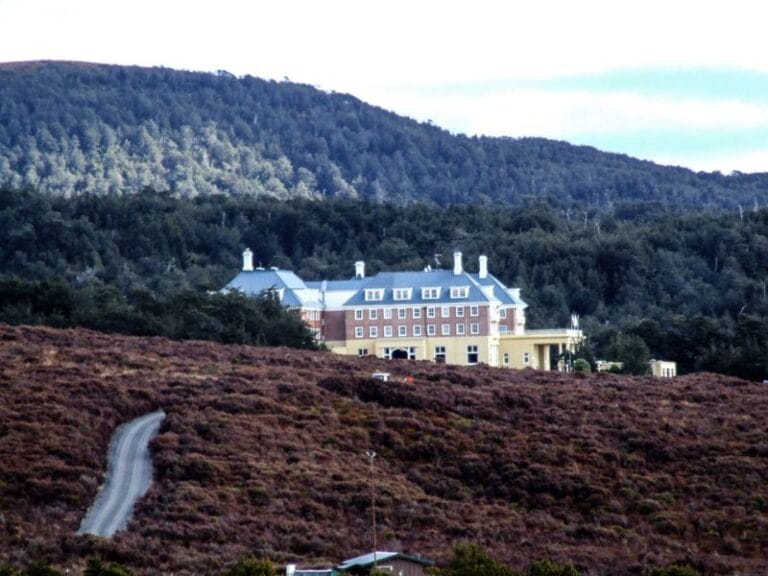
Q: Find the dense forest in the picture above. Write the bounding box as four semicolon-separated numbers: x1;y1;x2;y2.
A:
1;187;767;380
2;61;768;208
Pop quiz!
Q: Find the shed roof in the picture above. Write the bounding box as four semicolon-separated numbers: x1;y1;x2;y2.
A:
337;552;433;570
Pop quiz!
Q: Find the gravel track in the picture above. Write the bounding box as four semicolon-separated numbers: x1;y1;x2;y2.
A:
77;410;165;537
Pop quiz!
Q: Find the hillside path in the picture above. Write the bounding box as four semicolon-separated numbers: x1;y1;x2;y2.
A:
77;410;166;537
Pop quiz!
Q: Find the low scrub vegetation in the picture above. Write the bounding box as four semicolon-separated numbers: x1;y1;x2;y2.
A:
1;325;766;575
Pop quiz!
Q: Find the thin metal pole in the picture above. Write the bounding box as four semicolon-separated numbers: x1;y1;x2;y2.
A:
365;450;377;569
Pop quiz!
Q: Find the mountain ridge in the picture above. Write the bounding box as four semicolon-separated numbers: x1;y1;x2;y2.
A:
2;60;767;208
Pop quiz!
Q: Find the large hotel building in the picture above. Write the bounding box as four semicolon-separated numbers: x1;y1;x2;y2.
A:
225;249;582;370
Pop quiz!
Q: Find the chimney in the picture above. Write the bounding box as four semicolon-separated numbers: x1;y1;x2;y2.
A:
479;255;488;279
355;260;365;279
242;248;254;271
453;251;463;275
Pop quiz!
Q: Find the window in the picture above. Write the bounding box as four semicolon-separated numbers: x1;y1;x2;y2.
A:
369;309;378;320
499;308;507;319
398;325;407;337
442;324;451;336
523;352;530;365
384;325;393;337
354;309;363;321
456;323;465;335
467;345;479;364
383;308;393;320
393;288;412;301
470;323;480;335
413;325;422;337
434;346;446;363
441;305;450;318
456;306;464;317
358;348;369;357
398;307;407;319
427;324;436;336
364;289;384;301
499;325;508;335
450;286;469;299
422;287;440;300
354;327;364;338
369;326;378;338
426;307;436;318
413;308;422;319
470;305;479;317
503;352;509;366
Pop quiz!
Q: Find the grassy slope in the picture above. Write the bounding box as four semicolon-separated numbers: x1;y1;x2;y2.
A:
0;324;766;575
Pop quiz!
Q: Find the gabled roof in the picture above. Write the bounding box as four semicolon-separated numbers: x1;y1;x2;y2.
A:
306;278;370;308
337;552;433;570
470;273;528;308
342;270;489;307
225;263;526;311
224;270;322;308
306;278;369;291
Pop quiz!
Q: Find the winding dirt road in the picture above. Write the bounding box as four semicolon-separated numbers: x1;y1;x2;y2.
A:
77;410;165;537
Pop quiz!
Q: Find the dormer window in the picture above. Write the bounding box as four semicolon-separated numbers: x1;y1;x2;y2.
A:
365;289;384;302
450;286;469;299
393;288;412;301
422;287;440;300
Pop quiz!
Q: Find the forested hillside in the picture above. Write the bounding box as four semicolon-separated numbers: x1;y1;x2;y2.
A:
2;187;767;380
2;61;768;208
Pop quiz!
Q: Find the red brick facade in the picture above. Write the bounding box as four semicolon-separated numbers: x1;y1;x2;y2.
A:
333;303;493;341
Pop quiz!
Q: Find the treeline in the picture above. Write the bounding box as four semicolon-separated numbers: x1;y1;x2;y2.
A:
2;61;768;208
0;277;316;349
1;186;767;379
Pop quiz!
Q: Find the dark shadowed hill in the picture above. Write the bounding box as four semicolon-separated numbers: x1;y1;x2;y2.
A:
1;61;768;209
0;324;766;575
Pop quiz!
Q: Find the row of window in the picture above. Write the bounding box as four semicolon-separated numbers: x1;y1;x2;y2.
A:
357;347;531;366
436;345;479;364
500;352;529;365
358;345;480;364
354;305;481;321
354;323;481;338
364;286;470;302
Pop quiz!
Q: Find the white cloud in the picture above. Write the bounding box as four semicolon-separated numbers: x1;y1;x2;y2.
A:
363;88;768;138
658;149;768;175
4;0;768;87
3;0;768;172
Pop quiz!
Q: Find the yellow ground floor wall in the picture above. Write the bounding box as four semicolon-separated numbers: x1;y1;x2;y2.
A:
328;336;495;365
649;360;677;378
327;330;583;370
499;333;581;370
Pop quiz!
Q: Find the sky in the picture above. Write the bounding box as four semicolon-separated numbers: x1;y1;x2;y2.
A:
2;0;768;173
